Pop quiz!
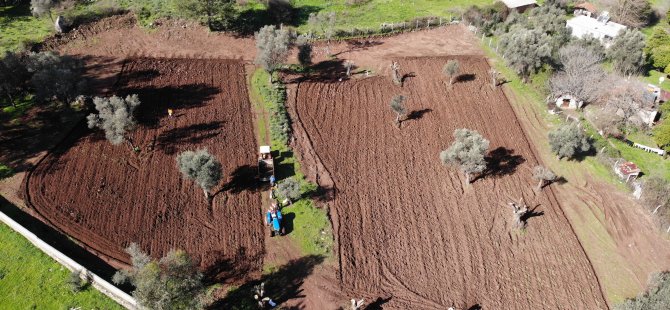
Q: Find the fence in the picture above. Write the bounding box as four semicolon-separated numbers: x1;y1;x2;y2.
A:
632;142;666;156
0;210;138;309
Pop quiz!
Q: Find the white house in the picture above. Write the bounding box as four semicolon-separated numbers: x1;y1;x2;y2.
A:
501;0;538;12
566;13;626;47
614;160;641;183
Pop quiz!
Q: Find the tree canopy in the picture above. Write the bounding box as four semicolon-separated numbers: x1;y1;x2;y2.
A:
548;124;591;159
549;43;607;104
112;243;207;310
176;0;236;31
617;271;670;310
87;95;141;146
176;149;223;199
440;128;490;183
607;29;646;76
254;25;292;74
26;51;85;103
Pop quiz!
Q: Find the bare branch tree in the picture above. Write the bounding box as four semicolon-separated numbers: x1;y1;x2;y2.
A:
351;299;365;310
603;0;653;28
549;44;607;106
508;197;530;229
390;61;402;86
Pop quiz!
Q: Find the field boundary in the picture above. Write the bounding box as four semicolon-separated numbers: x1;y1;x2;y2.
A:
0;209;137;309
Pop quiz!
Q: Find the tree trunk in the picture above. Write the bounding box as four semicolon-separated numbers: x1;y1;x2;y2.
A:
536;179;544;191
126;138;137;151
203;188;210;200
465;172;471;184
449;75;454;85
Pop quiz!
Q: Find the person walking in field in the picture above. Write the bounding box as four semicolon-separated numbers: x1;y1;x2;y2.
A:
167;108;174;117
269;175;276;186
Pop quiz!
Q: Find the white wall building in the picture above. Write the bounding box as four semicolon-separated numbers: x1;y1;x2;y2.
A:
566;14;626;47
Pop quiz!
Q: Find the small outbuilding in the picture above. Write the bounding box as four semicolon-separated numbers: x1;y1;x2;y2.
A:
554;94;584;110
573;2;598;17
614;160;641;183
501;0;538;13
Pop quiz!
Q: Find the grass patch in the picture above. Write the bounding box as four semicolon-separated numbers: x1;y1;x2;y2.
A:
0;164;13;179
250;68;333;257
1;94;36;122
0;4;53;53
610;139;670;180
642;70;670;92
0;217;122;309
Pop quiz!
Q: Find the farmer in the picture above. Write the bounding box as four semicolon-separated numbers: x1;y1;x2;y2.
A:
167;108;174;117
269;175;276;186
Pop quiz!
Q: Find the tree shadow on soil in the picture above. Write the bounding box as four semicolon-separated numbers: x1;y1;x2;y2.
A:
365;296;393;309
273;150;296;181
406;108;432;121
482;147;525;179
288;59;348;84
156;121;223;155
203;247;264;285
455;73;476;83
210;254;325;309
312;185;336;202
521;205;544;224
219;165;262;194
332;39;384;57
127;84;220;129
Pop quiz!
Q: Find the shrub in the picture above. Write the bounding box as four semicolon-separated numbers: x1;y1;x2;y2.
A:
277;177;302;201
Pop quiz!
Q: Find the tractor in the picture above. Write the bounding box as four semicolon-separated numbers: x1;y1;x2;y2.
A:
265;204;285;237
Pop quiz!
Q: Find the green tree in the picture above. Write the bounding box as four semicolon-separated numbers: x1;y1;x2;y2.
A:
176;149;223;200
254;25;292;81
653;120;670;152
607;29;646;76
26;51;85;104
0;51;29;105
87;95;141;147
440;128;490;183
443;60;460;85
277;177;301;202
548;124;591;159
112;243;208;310
532;165;557;190
177;0;236;31
30;0;56;21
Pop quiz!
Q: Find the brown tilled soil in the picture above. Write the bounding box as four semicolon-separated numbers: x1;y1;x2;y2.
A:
289;56;607;309
23;58;264;282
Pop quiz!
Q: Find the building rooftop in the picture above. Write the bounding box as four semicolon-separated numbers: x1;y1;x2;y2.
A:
618;162;641;175
567;15;626;38
574;2;598;14
501;0;537;8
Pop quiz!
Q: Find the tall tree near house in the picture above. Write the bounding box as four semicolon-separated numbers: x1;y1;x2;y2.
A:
532;165;557;190
548;124;591;160
443;60;460;85
389;95;406;128
254;25;292;82
87;95;141;148
645;27;670;73
607;29;646;77
112;243;208;310
176;149;222;200
440;128;490;184
653;121;670;152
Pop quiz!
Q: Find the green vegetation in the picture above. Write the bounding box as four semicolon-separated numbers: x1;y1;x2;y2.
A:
610;139;670;180
0;220;122;309
0;4;53;53
617;271;670;310
251;68;333;257
0;163;13;179
643;70;670;92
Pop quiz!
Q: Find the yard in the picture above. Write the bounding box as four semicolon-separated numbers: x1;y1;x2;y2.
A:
0;212;121;309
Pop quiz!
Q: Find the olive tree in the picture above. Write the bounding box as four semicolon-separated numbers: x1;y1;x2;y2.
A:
254;25;292;81
389;95;406;128
112;243;208;310
176;0;236;31
499;26;552;82
26;51;85;104
277;177;301;202
607;29;646;77
548;124;591;160
443;60;460;85
0;51;29;105
532;165;557;190
440;128;490;184
87;95;140;148
296;34;312;66
176;149;222;200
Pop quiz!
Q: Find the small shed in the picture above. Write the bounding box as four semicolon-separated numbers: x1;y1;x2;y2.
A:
554;94;584;110
574;2;598;17
501;0;538;12
614;161;641;182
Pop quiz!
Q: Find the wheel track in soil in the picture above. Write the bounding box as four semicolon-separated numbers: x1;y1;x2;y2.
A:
290;56;608;309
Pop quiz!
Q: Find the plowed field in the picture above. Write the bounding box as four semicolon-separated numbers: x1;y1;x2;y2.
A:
25;58;263;281
290;56;607;309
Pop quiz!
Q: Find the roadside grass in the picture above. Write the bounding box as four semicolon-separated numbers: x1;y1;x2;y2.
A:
0;218;122;309
0;4;53;53
250;68;333;257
